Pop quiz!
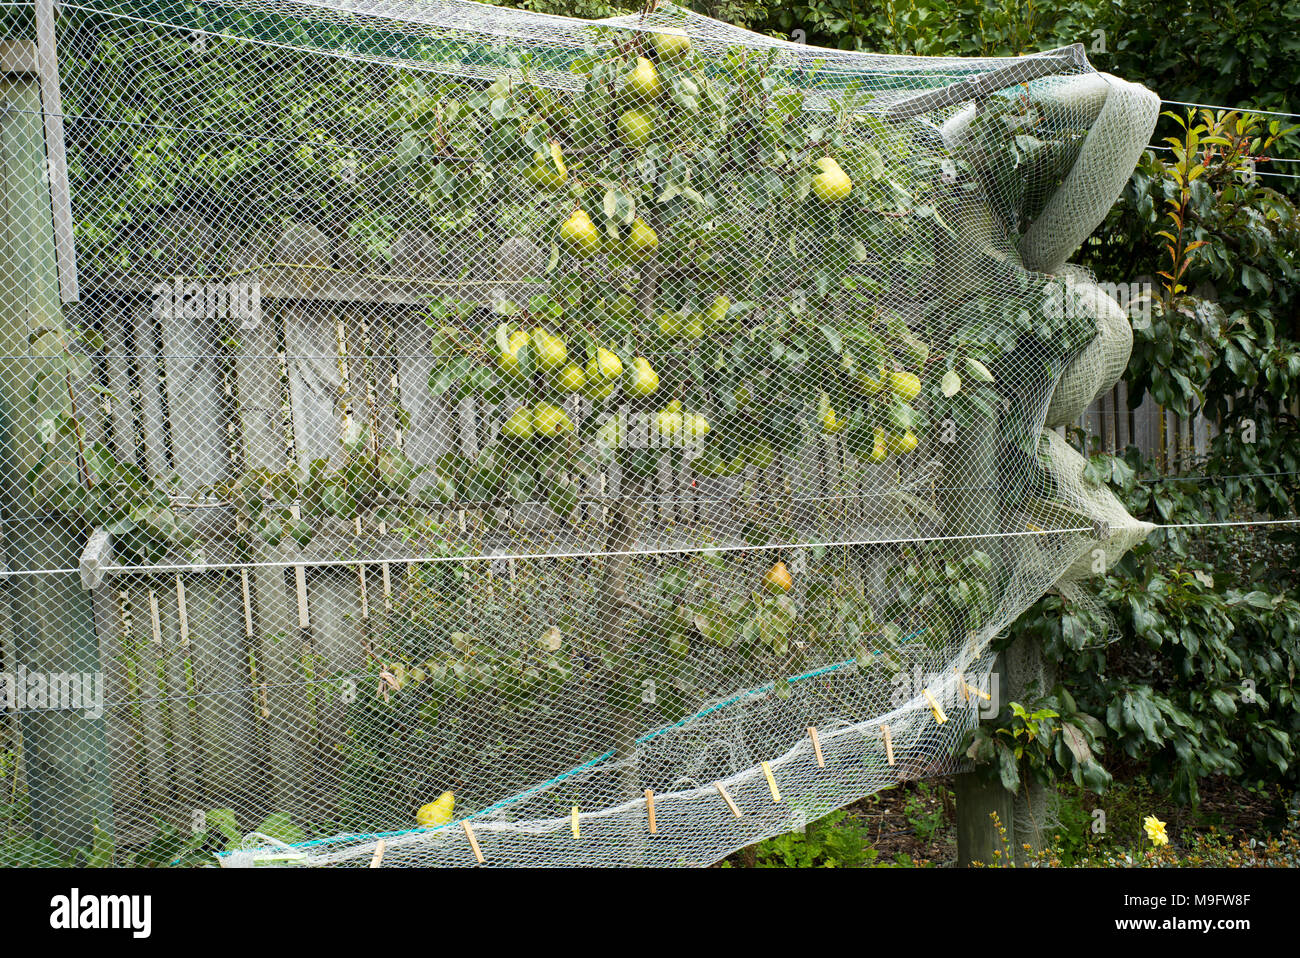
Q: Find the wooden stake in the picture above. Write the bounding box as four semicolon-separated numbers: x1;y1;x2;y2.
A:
369;838;386;868
259;683;270;719
240;569;254;638
175;574;189;646
462;820;484;864
882;724;895;765
645;789;657;835
715;782;742;817
571;806;580;839
808;726;825;768
923;688;948;724
760;761;781;803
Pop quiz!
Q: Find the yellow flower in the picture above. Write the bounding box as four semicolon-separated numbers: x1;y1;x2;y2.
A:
1143;815;1169;847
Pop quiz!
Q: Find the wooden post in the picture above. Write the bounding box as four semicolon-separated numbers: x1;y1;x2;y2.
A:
942;384;1014;866
0;31;112;856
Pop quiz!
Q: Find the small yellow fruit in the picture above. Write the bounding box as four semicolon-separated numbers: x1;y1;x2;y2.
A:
582;371;618;401
656;406;684;440
656;312;685;336
650;28;692;62
843;352;882;394
763;561;794;594
534;402;575;436
704;295;731;328
624;56;662;101
555;362;586;393
626;356;659;397
888;370;922;402
684;412;710;439
810;156;853;203
819;392;846;434
888;429;919;455
590;346;623;380
531;328;567;371
622;218;659;262
497;328;530;377
559;209;602;256
416;791;455;828
818;392;846;434
867;426;889;463
679;313;706;340
607;294;638;324
501;406;535;440
523;142;567;190
617;109;654;149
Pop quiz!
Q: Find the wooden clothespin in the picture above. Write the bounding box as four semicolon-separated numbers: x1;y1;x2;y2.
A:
715;782;742;817
369;838;386;868
760;761;781;803
259;683;270;719
571;806;580;839
807;726;825;768
956;668;992;703
923;688;948;724
645;789;657;835
462;820;484;864
882;724;895;765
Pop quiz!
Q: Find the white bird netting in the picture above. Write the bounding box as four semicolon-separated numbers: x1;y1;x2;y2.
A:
0;0;1157;867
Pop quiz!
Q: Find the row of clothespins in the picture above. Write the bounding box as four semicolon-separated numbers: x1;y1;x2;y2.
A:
369;672;991;866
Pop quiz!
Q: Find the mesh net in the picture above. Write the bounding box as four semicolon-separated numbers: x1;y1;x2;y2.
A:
0;0;1158;867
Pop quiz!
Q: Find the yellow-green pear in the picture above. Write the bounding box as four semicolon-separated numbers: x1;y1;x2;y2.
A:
886;429;919;455
558;209;602;256
626;356;659;397
679;313;706;340
810;156;853;203
607;294;638;324
582;371;618;402
523;142;567;190
531;328;567;371
624;56;662;101
887;370;922;402
649;29;692;62
501;406;535;440
534;402;575;436
818;392;846;434
867;426;889;463
555;362;586;393
622;218;659;261
416;791;455;828
656;405;684;440
684;412;710;440
704;295;731;328
617;109;654;149
656;312;685;336
497;327;530;377
590;346;623;380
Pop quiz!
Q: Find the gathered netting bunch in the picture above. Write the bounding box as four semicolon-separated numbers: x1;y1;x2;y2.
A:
0;0;1156;866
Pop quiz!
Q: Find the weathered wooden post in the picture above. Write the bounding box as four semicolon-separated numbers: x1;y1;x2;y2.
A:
0;9;112;858
942;385;1015;866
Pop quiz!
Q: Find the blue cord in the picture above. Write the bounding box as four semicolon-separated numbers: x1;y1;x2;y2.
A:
216;626;928;859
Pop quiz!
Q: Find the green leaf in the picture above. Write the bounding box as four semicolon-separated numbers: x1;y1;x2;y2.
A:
254;812;305;845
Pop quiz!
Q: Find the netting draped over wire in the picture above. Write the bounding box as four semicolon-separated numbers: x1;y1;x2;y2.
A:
0;0;1158;866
